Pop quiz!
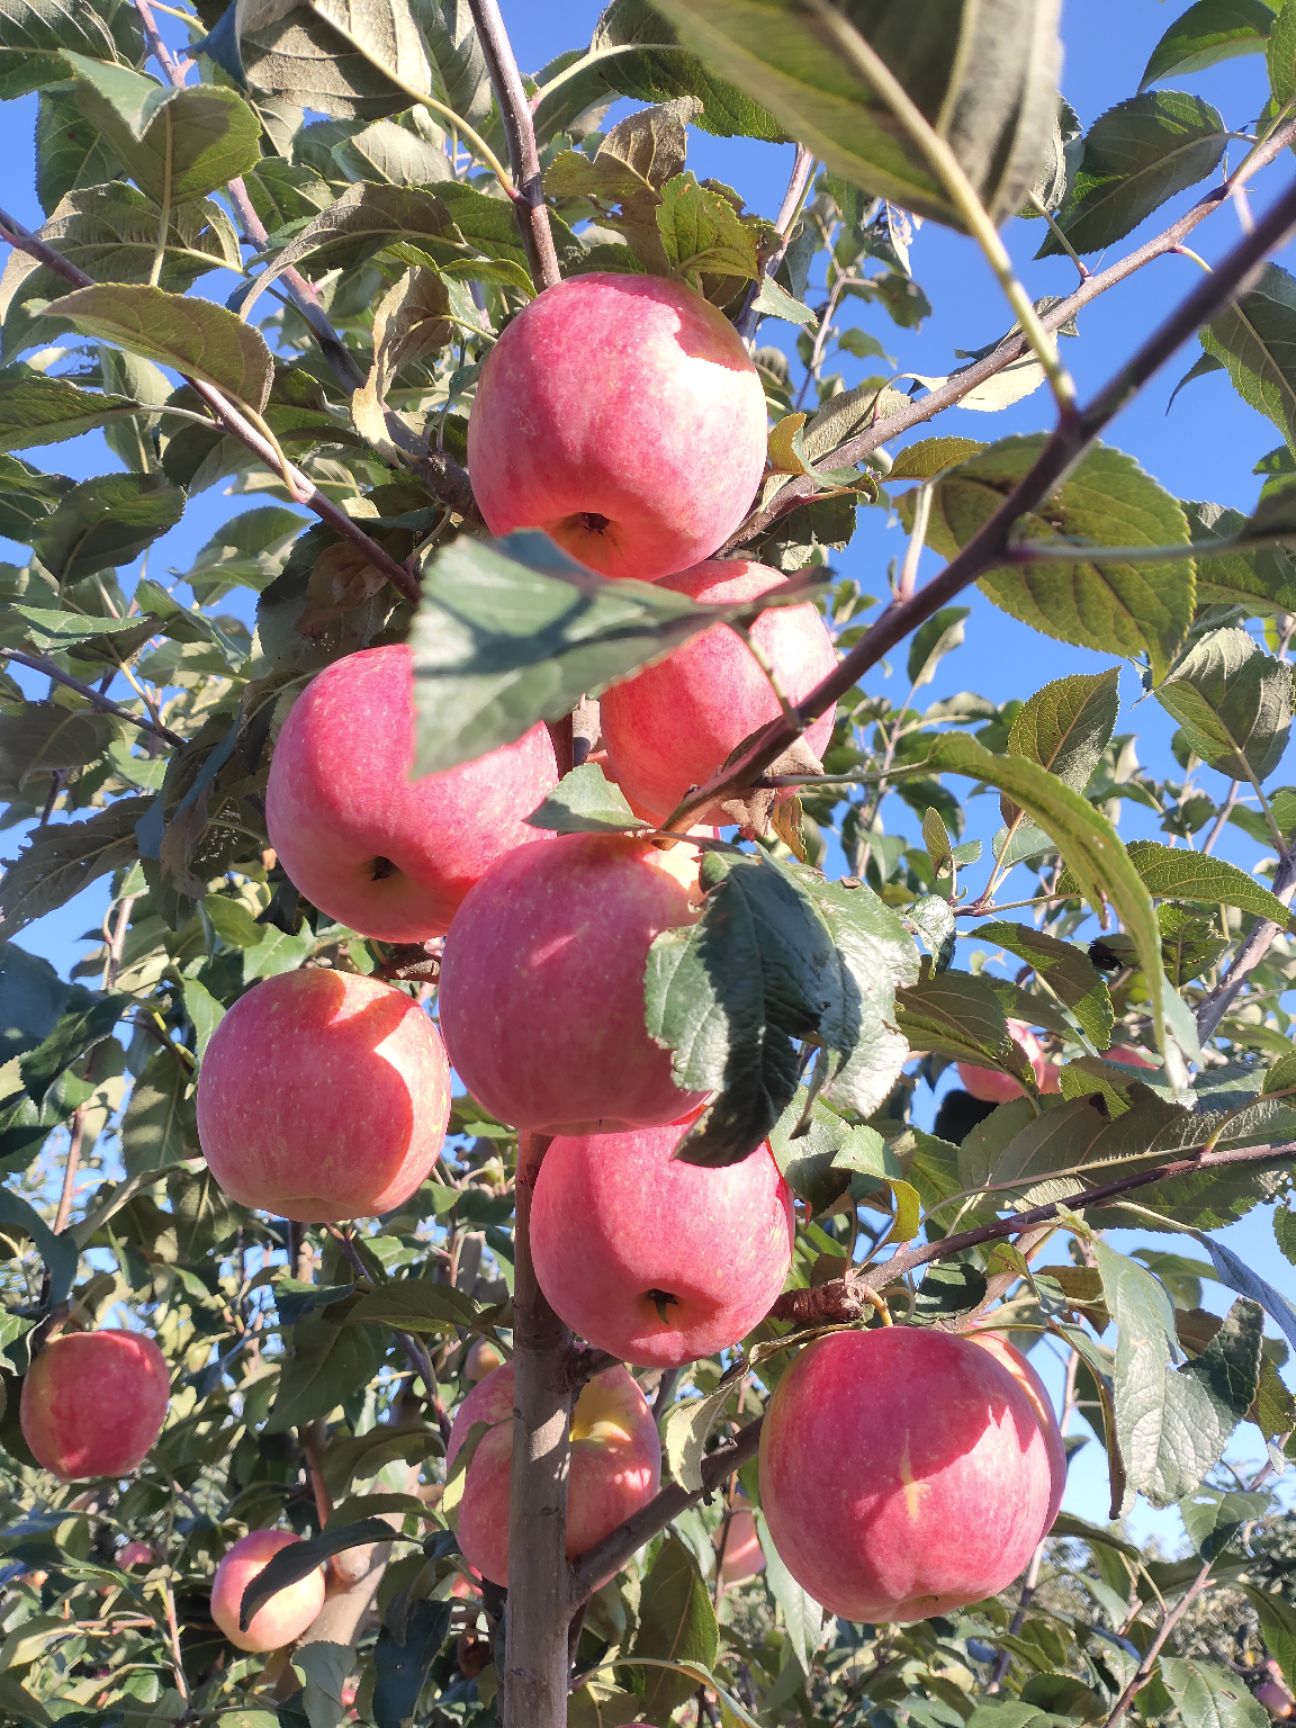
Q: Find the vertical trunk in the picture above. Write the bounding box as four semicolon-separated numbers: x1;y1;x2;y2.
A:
501;1132;573;1728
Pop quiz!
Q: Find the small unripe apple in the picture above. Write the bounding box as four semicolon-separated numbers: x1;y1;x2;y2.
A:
958;1021;1058;1102
530;1123;794;1367
716;1504;765;1586
601;559;838;825
20;1331;169;1482
265;644;558;942
118;1541;158;1567
965;1330;1067;1533
446;1361;661;1587
196;968;451;1222
464;1339;505;1383
438;833;709;1133
467;273;768;582
210;1529;325;1653
759;1327;1054;1622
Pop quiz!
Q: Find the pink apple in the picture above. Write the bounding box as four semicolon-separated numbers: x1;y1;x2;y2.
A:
265;644;558;942
1258;1676;1296;1720
20;1331;169;1482
118;1541;158;1567
446;1361;661;1587
464;1338;506;1383
600;559;838;824
717;1504;765;1586
467;273;768;582
958;1021;1058;1102
965;1330;1066;1534
196;968;451;1222
759;1327;1054;1622
438;833;709;1133
1106;1043;1158;1070
529;1123;793;1366
210;1530;325;1653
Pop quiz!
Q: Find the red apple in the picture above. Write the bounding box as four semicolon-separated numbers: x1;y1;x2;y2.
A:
20;1331;169;1482
759;1327;1054;1622
438;832;709;1133
118;1541;158;1567
599;559;838;824
1106;1043;1158;1070
716;1504;765;1586
265;644;558;942
210;1529;325;1653
965;1330;1066;1534
196;968;451;1222
958;1021;1058;1102
530;1123;793;1367
446;1361;661;1587
464;1338;506;1383
467;273;768;582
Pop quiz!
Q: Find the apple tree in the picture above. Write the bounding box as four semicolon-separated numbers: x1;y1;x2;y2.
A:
1;0;1296;1725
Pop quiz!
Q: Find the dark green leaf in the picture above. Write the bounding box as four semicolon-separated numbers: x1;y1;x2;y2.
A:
1180;1485;1270;1559
1192;1232;1296;1353
346;1279;481;1334
655;171;762;286
120;1051;196;1176
1201;264;1296;453
906;606;969;689
629;1532;720;1717
1243;1586;1296;1690
0;0;134;99
0;799;151;937
1142;0;1275;88
35;89;121;210
975;922;1114;1047
1126;840;1293;927
523;763;645;834
0;370;141;452
266;1305;388;1432
1156;627;1292;784
0;1188;77;1305
239;1517;413;1627
0;706;121;800
373;1599;454;1728
1270;0;1296;108
0;941;69;1066
28;472;184;582
1187;498;1296;615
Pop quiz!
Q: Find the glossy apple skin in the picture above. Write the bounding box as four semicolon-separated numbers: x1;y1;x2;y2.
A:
265;644;558;942
717;1504;765;1585
958;1021;1059;1102
467;274;768;582
965;1331;1067;1534
530;1124;794;1367
20;1331;169;1482
446;1362;661;1587
759;1328;1054;1622
438;833;709;1133
210;1530;325;1654
196;968;451;1223
600;559;838;824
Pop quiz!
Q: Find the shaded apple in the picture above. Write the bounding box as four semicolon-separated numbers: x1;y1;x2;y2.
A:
759;1327;1054;1622
210;1529;325;1653
196;968;451;1222
446;1361;661;1587
1106;1043;1158;1070
530;1123;793;1366
958;1020;1059;1102
464;1338;506;1383
716;1503;765;1586
600;559;838;824
438;832;709;1132
118;1541;158;1568
1258;1660;1295;1720
965;1329;1067;1533
467;273;768;582
20;1330;169;1482
265;643;558;942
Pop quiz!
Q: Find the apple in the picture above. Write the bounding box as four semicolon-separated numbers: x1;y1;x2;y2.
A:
600;559;838;824
265;643;559;942
529;1123;793;1366
467;273;768;582
196;968;451;1222
958;1021;1059;1102
1258;1679;1295;1721
1106;1043;1158;1070
118;1541;158;1567
464;1338;506;1383
965;1330;1067;1533
716;1504;765;1586
446;1361;661;1587
20;1330;169;1481
759;1327;1054;1622
438;833;709;1133
210;1529;325;1653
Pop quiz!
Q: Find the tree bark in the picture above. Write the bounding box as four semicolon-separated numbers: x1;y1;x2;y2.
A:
500;1133;573;1727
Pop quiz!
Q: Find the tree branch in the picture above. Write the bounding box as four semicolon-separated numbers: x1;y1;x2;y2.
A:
665;166;1296;832
1195;842;1296;1042
736;143;816;341
0;207;422;606
468;0;561;292
0;646;184;747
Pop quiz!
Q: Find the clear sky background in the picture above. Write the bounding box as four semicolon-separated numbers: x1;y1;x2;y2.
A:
3;0;1295;1544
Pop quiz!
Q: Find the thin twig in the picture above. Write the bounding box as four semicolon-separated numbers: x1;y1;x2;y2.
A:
736;143;816;341
666;168;1296;832
468;0;561;292
2;647;183;747
53;1111;86;1236
1195;844;1296;1041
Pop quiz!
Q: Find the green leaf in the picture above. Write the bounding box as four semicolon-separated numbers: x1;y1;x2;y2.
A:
36;89;123;211
661;1381;734;1492
896;969;1017;1067
1126;840;1293;927
0;1188;77;1305
975;922;1114;1047
1159;1658;1269;1728
1201;263;1296;454
1192;1232;1296;1353
1156;627;1293;784
532;0;784;144
0;799;151;937
1270;0;1296;108
1180;1485;1271;1559
372;1600;455;1728
20;986;129;1103
239;1516;414;1627
1276;1205;1296;1265
0;705;121;800
914;438;1194;681
0;0;135;100
1002;668;1121;835
647;0;1062;231
1187;498;1296;615
1039;93;1227;257
60;54;262;203
0;941;69;1066
646;852;916;1167
120;1051;195;1176
523;763;645;835
266;1304;389;1432
46;284;274;416
0;370;141;452
1142;0;1276;88
181;975;225;1059
410;532;713;775
922;733;1168;1045
906;605;969;689
755;1508;825;1674
1243;1586;1296;1689
629;1533;720;1718
654;171;761;286
345;1279;481;1335
27;471;185;582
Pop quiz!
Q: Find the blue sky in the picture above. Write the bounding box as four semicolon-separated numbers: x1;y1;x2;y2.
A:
4;0;1295;1542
